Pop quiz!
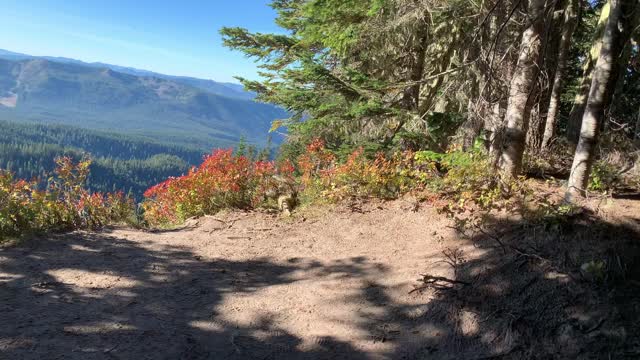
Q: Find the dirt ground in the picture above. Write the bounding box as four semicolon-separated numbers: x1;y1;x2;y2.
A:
1;195;639;359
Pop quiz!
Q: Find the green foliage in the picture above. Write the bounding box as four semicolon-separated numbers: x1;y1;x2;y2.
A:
561;2;603;106
414;145;532;217
220;0;413;149
392;131;432;152
581;260;607;283
334;142;387;162
415;149;478;170
220;0;496;155
423;112;466;151
523;199;580;234
588;161;620;191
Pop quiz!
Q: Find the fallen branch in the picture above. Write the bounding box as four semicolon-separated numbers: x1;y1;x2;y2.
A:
209;217;241;229
410;274;470;294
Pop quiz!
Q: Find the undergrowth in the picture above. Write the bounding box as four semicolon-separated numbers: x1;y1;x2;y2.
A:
142;138;532;227
7;136;632;235
0;157;134;241
142;149;294;225
524;133;640;193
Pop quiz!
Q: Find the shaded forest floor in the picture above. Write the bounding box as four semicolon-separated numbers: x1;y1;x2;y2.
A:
1;185;640;359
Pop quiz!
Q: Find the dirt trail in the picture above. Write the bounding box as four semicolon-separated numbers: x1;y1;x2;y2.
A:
1;198;639;359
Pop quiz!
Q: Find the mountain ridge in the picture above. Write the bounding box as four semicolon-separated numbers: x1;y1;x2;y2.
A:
0;48;252;100
0;52;286;149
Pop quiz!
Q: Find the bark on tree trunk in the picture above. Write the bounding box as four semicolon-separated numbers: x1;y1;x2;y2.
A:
607;8;640;129
566;2;611;144
488;102;503;157
401;19;429;112
635;109;640;142
499;0;548;179
566;0;634;200
542;0;579;149
606;41;633;131
527;101;545;150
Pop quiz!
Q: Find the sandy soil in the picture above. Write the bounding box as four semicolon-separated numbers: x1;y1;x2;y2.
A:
1;196;639;359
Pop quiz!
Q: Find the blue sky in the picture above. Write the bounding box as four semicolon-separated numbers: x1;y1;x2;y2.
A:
0;0;280;83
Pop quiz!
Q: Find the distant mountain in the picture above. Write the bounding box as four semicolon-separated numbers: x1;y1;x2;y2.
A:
0;55;286;149
0;49;253;100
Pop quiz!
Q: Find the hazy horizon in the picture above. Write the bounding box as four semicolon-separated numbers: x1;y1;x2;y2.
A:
0;47;244;85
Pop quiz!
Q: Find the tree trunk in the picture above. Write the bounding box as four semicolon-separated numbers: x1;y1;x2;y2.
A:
606;41;633;131
566;0;635;199
527;101;545;150
632;35;640;142
488;102;504;157
607;9;640;129
499;0;548;179
635;108;640;142
401;20;429;111
541;0;579;149
566;2;611;144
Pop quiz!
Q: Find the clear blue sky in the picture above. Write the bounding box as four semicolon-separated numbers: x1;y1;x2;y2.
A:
0;0;280;83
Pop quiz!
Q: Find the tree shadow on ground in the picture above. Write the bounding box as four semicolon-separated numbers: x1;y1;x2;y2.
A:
383;208;640;359
0;231;378;359
1;207;639;359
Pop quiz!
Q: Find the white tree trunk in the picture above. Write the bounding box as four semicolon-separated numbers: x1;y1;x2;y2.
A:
566;2;611;144
541;0;579;149
566;0;631;199
499;0;548;179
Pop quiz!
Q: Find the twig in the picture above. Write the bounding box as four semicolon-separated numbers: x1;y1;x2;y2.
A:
209;217;241;229
510;245;549;263
471;222;508;253
410;274;470;294
103;344;118;354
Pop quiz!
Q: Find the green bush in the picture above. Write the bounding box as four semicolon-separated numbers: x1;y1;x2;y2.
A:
588;160;620;192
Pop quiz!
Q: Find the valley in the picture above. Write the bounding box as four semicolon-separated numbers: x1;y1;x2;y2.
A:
0;49;284;197
0;50;287;149
0;120;206;197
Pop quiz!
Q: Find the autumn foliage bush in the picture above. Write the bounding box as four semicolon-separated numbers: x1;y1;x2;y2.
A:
0;157;133;240
297;139;415;202
142;139;518;226
142;149;294;225
143;141;418;225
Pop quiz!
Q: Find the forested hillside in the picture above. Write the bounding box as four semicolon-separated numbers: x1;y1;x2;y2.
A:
0;120;202;197
0;56;287;148
0;49;284;198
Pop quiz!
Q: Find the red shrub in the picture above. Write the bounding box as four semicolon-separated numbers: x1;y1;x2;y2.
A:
143;149;293;225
